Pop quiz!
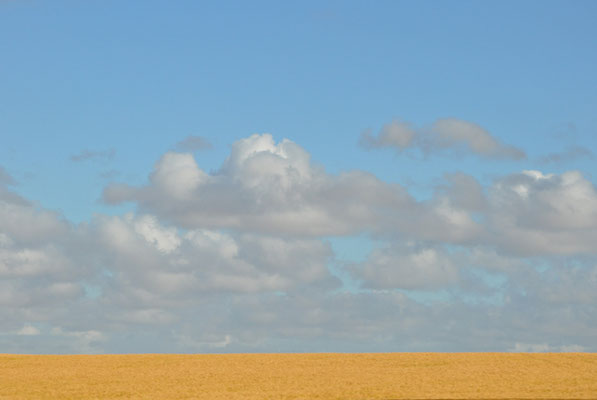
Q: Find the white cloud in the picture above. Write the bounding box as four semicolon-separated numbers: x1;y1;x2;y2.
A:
149;152;208;199
17;324;40;336
223;134;313;183
2;135;597;353
488;170;597;254
354;244;460;290
0;246;74;278
133;215;181;253
102;134;487;242
434;172;487;212
92;211;340;333
0;201;69;245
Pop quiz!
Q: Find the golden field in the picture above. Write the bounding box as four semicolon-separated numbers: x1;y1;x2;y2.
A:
1;353;596;399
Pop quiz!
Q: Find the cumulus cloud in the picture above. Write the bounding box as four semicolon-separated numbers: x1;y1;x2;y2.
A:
0;189;99;353
103;134;486;243
3;134;597;353
0;181;337;352
174;135;212;152
434;172;487;212
488;170;597;255
361;118;526;160
353;244;461;290
95;213;338;299
104;134;597;255
0;200;69;245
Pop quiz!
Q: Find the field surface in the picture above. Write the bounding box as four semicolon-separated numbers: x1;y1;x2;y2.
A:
1;353;596;399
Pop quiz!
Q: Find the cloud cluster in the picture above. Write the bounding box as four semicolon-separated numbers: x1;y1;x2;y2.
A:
360;118;526;160
104;134;597;256
104;134;412;236
1;133;596;353
0;179;96;352
104;134;488;245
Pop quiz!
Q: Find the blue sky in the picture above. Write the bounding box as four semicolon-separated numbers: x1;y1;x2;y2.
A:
1;1;597;353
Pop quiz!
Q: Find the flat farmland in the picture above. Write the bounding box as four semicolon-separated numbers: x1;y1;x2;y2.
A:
1;353;596;399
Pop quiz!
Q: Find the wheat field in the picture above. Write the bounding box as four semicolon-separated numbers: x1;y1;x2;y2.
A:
1;353;596;399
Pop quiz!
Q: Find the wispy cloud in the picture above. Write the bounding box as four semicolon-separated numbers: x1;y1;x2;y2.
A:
175;136;212;152
360;118;526;160
70;148;116;162
538;146;594;164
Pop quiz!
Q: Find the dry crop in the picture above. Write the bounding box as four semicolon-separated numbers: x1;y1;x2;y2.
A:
1;352;596;399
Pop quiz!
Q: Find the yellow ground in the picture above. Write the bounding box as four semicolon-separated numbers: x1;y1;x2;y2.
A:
1;353;596;399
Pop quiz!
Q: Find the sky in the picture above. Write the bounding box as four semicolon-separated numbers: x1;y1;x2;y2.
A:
1;0;597;353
